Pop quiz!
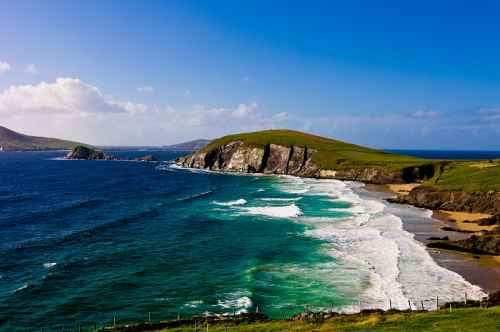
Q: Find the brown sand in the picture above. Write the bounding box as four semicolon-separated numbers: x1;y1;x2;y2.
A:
433;210;494;233
386;183;420;196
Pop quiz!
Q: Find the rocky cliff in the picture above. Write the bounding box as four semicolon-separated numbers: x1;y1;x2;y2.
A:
175;141;433;184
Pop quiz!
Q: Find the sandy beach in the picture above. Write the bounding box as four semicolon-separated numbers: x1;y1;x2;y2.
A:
362;184;500;293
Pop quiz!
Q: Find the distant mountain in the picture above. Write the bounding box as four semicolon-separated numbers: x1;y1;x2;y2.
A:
0;125;86;151
163;139;210;151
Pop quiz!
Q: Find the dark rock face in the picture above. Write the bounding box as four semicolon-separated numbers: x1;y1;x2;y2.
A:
134;155;157;162
390;186;500;214
428;227;500;255
65;145;122;161
66;146;106;160
176;142;319;177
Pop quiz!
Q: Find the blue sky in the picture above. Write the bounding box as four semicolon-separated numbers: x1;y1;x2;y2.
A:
1;1;500;149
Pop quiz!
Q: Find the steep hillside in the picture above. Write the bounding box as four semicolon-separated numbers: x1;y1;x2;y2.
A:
177;129;435;184
0;125;85;151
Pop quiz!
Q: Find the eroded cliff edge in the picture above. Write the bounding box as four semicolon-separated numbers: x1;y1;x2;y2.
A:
175;141;433;184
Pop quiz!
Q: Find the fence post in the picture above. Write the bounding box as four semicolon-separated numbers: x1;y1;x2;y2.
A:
177;312;180;321
436;296;439;310
113;316;116;327
421;300;424;311
408;299;412;311
256;305;259;314
389;298;392;310
465;292;467;305
148;311;151;323
449;303;452;313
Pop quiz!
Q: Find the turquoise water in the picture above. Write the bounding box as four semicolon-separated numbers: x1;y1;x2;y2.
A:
0;151;485;331
0;151;357;330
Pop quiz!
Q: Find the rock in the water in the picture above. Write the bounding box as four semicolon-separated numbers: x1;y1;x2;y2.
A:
133;155;157;162
65;145;106;160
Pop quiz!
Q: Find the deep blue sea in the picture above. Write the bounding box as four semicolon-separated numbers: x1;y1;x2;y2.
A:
0;150;488;331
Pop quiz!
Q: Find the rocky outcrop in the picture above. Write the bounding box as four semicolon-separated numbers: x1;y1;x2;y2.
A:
389;186;500;214
65;145;121;160
176;142;318;177
66;146;106;160
175;141;433;184
428;226;500;255
134;155;158;162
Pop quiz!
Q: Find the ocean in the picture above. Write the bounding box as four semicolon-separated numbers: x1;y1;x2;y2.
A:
0;150;487;331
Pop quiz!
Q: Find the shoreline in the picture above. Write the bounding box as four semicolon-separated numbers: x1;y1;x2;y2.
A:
364;184;500;293
174;164;500;293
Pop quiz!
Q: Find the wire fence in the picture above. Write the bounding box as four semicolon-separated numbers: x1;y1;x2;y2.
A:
10;292;494;332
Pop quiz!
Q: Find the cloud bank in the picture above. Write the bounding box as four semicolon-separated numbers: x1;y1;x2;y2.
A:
0;78;288;145
1;78;499;149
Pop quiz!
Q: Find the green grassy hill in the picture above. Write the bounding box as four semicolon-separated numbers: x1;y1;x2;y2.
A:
203;129;428;171
0;125;86;151
200;129;500;192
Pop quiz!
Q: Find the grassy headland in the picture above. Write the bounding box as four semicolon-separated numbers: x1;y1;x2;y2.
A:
203;129;428;171
0;125;85;151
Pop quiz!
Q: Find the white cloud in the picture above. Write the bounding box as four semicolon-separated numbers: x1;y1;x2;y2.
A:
24;64;38;74
0;78;142;115
0;78;288;145
137;86;154;94
0;61;11;74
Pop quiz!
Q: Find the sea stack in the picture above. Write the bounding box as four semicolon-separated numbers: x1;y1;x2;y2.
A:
65;145;107;160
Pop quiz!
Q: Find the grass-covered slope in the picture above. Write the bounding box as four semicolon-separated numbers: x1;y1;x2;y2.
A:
0;125;85;151
203;129;428;171
425;160;500;192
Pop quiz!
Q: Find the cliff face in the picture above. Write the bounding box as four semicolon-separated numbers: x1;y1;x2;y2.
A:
176;142;318;177
390;186;500;214
175;141;430;184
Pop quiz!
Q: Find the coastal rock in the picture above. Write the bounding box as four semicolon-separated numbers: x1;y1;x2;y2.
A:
66;145;106;160
263;144;291;174
133;155;157;162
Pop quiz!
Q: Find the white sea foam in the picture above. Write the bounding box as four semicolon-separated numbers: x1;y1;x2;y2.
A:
14;284;28;293
212;199;247;206
183;300;204;308
277;176;486;310
242;204;302;218
43;262;57;269
218;296;253;314
259;197;302;202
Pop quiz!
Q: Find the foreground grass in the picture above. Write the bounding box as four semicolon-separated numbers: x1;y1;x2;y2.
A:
142;306;500;332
